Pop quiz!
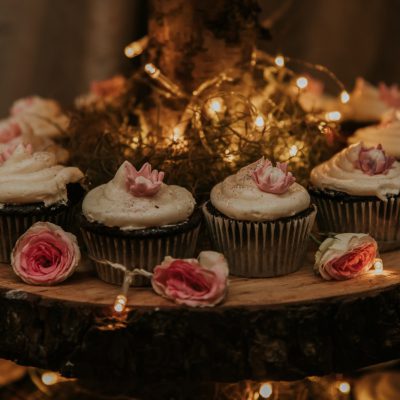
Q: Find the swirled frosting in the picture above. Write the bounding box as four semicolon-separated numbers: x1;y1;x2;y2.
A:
0;145;83;206
210;161;310;221
82;161;196;230
349;110;400;157
342;78;390;122
11;96;69;138
310;143;400;200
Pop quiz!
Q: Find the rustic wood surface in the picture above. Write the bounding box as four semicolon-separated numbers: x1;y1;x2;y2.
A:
0;251;400;395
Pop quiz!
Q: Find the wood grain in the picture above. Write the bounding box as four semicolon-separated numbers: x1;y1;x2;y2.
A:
0;251;399;309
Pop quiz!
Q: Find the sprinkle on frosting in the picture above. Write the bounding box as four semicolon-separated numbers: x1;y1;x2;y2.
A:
252;158;295;194
356;144;395;176
82;161;195;230
0;144;83;206
210;160;310;221
125;162;164;197
310;142;400;200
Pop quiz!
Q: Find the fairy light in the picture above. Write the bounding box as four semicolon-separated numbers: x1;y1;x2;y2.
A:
124;36;149;58
289;144;298;157
274;55;285;67
259;382;273;398
337;381;351;394
173;126;182;142
373;258;384;275
210;98;223;112
340;90;350;104
325;111;342;121
41;371;59;386
144;63;158;77
254;114;265;131
296;76;308;89
144;63;185;98
114;294;127;313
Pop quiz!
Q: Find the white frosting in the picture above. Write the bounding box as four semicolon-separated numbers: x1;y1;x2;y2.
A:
11;96;69;138
341;78;390;122
0;118;69;163
310;143;400;200
210;162;310;221
0;145;83;206
349;111;400;157
82;161;196;230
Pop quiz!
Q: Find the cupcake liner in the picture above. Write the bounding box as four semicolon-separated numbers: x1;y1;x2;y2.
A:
81;225;201;286
0;207;71;264
202;202;317;277
311;194;400;251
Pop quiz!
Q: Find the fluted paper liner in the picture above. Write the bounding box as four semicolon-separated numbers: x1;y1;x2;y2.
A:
81;225;201;286
202;203;317;277
311;195;400;251
0;208;71;264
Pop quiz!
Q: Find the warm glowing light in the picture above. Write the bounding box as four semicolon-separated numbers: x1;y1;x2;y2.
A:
340;90;350;104
173;126;182;142
144;63;157;76
259;382;273;398
255;114;265;130
373;258;384;275
210;98;223;113
41;372;59;386
337;381;351;394
296;76;308;89
289;145;298;157
114;294;127;313
325;111;342;121
274;55;285;67
124;36;149;58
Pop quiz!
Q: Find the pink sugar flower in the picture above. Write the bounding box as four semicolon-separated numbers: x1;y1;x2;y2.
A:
252;158;296;194
355;144;395;176
125;162;164;197
0;120;22;144
0;144;32;165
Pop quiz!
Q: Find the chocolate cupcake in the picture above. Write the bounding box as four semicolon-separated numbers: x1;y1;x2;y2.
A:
203;159;316;277
310;142;400;251
0;145;84;263
81;161;201;286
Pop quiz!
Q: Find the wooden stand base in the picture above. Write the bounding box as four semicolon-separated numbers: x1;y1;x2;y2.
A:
0;251;400;389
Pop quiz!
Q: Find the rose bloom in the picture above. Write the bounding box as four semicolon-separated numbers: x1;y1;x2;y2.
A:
11;222;80;285
314;233;377;281
152;251;229;307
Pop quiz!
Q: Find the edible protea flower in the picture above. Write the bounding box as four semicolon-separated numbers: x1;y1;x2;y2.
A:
252;158;296;194
379;82;400;108
356;143;395;176
125;162;165;197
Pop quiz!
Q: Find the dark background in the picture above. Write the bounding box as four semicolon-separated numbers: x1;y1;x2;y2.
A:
0;0;399;115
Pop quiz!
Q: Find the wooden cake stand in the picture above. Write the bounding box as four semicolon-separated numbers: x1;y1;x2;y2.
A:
0;251;399;389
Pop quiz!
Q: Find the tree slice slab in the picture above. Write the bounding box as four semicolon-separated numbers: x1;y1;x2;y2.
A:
0;251;399;391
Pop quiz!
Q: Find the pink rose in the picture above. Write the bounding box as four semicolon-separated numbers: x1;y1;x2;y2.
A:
252;158;296;194
314;233;377;280
0;120;22;144
152;251;229;307
355;143;395;175
379;82;400;109
90;75;126;98
11;222;80;285
125;162;164;197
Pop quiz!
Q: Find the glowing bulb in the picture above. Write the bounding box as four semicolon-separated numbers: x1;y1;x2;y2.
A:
338;381;351;394
296;76;308;89
340;90;350;104
325;111;342;121
274;55;285;68
210;98;223;112
41;372;59;386
255;114;265;130
173;126;181;142
373;258;383;275
289;145;298;157
114;294;127;313
259;382;273;398
124;36;148;59
144;63;157;76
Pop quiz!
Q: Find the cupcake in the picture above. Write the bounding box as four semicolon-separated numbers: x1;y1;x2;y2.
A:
202;159;316;277
81;161;201;286
340;78;397;135
349;110;400;159
309;142;400;251
0;145;84;263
